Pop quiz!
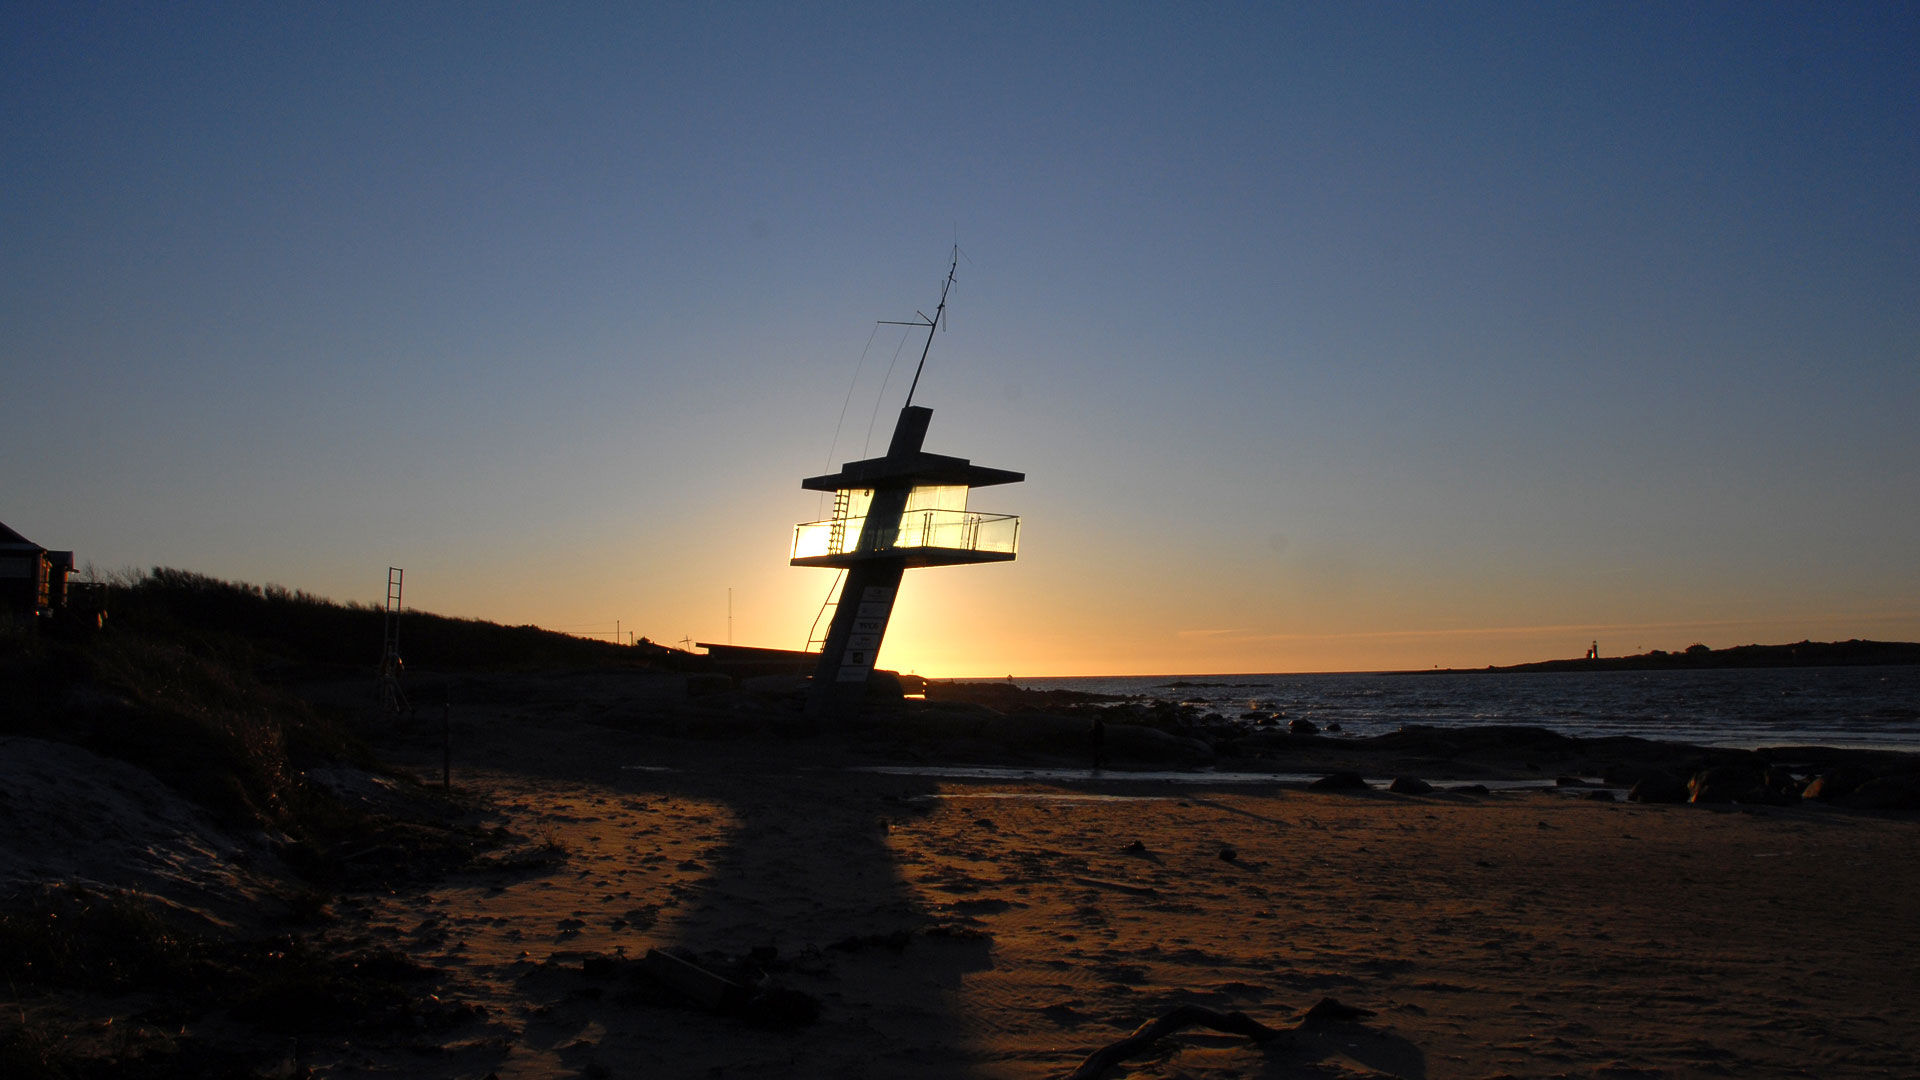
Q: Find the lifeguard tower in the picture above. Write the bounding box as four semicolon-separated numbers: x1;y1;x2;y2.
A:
791;258;1024;717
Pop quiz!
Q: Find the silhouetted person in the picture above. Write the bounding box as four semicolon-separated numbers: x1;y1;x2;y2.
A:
1089;714;1106;771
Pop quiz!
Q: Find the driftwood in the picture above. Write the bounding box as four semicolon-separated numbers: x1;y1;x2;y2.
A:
639;948;745;1011
636;948;821;1027
1060;997;1375;1080
1061;1005;1284;1080
1069;874;1160;896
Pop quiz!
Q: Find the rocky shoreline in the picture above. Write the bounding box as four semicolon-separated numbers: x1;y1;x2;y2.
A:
891;678;1920;811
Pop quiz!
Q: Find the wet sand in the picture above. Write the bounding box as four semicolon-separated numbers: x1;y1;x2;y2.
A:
306;710;1920;1080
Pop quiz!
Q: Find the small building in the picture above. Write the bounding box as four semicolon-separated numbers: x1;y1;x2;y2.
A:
1;520;101;631
694;642;818;680
1;521;66;620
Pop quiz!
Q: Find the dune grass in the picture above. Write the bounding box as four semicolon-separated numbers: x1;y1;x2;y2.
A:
106;567;689;673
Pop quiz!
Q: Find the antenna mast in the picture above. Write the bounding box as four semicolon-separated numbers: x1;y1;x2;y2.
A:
891;247;960;410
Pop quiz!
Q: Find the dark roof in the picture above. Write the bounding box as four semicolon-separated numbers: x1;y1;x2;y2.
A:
0;520;43;551
697;643;816;663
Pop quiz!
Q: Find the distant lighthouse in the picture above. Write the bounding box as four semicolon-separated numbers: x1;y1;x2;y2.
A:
789;256;1024;717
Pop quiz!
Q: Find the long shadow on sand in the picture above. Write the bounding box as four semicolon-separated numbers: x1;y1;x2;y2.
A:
485;736;993;1078
598;754;1427;1079
422;703;1428;1079
632;760;992;1077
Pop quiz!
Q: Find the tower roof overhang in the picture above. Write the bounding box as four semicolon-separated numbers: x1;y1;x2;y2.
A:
802;451;1024;492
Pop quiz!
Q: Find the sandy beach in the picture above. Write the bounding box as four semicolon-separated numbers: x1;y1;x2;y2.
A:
8;653;1920;1080
260;696;1920;1080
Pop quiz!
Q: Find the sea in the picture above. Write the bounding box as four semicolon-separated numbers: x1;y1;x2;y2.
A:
968;667;1920;752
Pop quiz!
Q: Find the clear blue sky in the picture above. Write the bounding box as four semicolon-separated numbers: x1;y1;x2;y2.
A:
4;3;1915;673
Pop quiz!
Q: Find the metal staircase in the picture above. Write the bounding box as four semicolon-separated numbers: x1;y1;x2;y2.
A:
804;569;845;653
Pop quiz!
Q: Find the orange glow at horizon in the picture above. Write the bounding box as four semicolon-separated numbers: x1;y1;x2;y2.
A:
868;566;1920;677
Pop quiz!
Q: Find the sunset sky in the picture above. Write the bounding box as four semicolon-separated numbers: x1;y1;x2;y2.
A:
5;4;1916;675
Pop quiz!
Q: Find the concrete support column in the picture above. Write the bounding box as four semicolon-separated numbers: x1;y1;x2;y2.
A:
806;560;907;718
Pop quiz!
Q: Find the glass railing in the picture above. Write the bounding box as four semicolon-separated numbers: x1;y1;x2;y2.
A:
791;519;858;560
792;510;1019;560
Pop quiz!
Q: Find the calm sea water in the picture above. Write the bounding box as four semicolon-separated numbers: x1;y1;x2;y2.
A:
973;667;1920;751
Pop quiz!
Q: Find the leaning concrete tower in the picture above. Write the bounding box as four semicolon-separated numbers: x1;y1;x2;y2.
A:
789;255;1024;717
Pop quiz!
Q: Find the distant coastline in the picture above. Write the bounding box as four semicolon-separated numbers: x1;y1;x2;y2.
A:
1451;638;1920;674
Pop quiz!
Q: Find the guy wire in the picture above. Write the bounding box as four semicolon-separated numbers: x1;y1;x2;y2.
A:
861;324;915;458
819;321;883;518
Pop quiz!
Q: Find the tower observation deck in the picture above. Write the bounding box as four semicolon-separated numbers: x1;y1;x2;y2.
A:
794;403;1023;716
